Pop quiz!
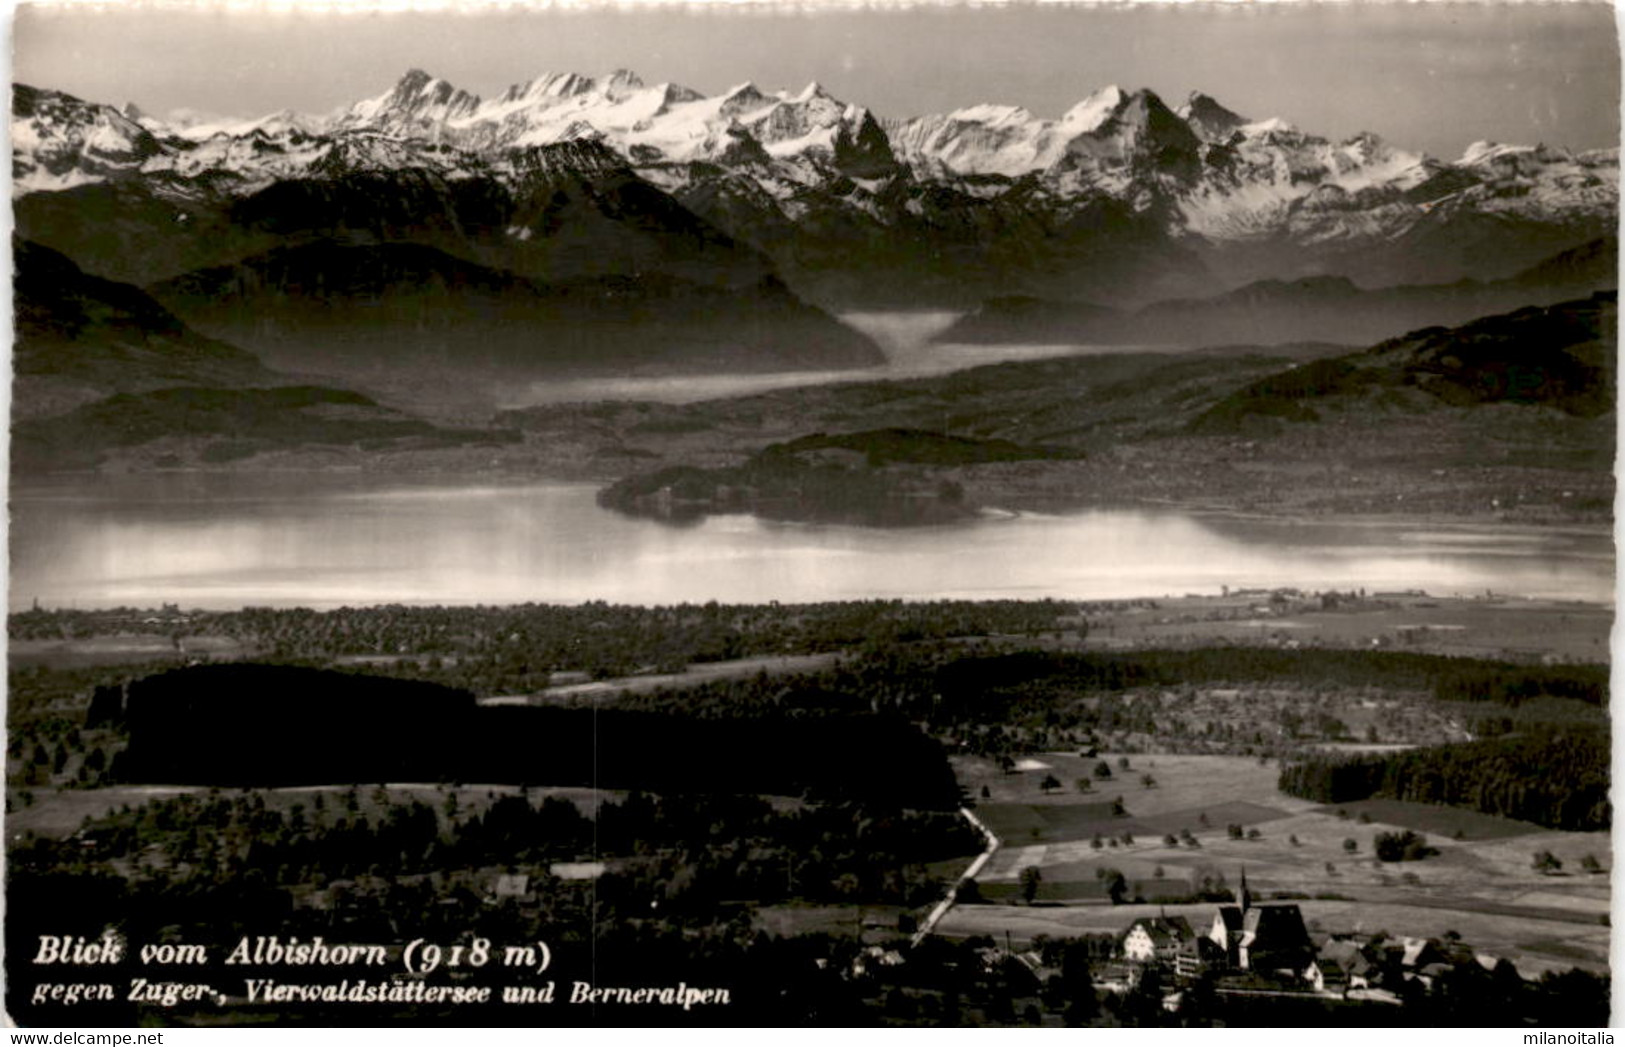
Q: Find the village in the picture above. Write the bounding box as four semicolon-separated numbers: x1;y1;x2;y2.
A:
826;868;1552;1025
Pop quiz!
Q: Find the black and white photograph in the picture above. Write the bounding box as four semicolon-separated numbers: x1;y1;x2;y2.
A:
4;0;1617;1029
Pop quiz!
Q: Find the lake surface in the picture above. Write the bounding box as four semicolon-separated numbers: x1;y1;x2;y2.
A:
10;474;1613;611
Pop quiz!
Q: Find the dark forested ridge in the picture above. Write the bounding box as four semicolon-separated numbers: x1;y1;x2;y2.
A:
99;663;963;809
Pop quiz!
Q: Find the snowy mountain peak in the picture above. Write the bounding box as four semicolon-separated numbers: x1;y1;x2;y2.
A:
654;81;704;108
500;73;594;104
791;81;829;103
12;83;163;191
718;82;772;119
1178;91;1249;143
1062;84;1125;132
397;68;435;93
1058;87;1200;175
1460;140;1533;166
948;104;1033;126
336;69;482;134
601;69;644;100
1239;116;1298;138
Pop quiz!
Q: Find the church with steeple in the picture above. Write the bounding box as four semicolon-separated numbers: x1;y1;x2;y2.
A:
1207;868;1314;976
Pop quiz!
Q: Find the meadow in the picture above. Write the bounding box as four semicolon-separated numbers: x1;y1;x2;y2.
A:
949;751;1610;977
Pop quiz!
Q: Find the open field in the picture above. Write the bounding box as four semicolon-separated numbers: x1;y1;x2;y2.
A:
948;751;1610;977
1079;592;1612;662
753;904;913;942
1309;798;1551;841
9;633;254;670
6;782;623;840
480;652;846;706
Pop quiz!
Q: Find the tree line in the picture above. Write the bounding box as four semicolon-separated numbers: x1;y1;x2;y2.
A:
1277;727;1610;831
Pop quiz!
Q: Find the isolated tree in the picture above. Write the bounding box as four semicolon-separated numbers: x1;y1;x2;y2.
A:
1581;853;1604;874
1040;773;1062;794
1532;850;1563;874
1288;834;1301;847
1093;761;1113;779
1105;871;1128;905
1162;833;1179;848
1140;773;1157;790
981;785;992;799
1110;797;1127;817
1020;865;1043;905
1118;757;1131;771
1343;838;1358;853
1246;827;1262;840
1075;778;1093;794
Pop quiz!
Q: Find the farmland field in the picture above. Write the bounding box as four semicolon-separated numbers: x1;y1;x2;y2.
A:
1309;798;1551;841
952;751;1610;978
1078;592;1611;662
5;782;622;839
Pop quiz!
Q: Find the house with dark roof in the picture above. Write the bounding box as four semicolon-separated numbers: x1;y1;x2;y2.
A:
1317;936;1376;990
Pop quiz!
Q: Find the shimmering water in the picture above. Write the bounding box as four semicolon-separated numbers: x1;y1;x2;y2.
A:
10;474;1612;610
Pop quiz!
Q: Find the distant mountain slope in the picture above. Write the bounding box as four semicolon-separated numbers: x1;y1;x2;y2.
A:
1192;293;1616;433
12;238;277;418
936;238;1618;349
12;237;530;471
13;385;519;472
145;240;883;382
14;114;885;383
553;298;1611;524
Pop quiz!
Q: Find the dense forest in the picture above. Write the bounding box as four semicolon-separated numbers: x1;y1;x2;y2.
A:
99;664;963;809
1276;728;1610;831
610;646;1608;755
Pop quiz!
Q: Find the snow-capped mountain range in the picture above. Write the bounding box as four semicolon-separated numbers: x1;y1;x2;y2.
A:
12;69;1618;305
